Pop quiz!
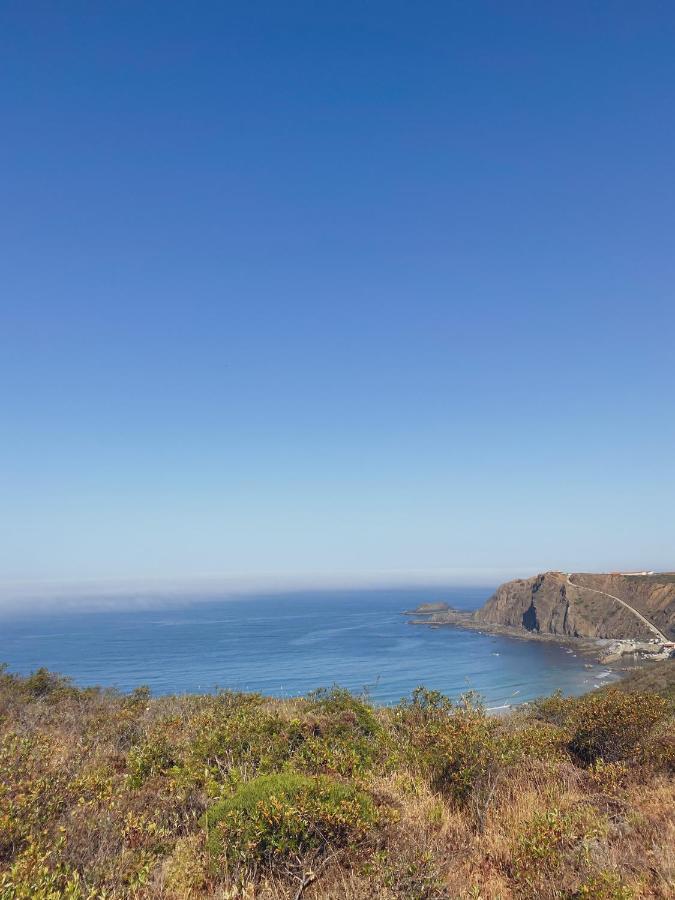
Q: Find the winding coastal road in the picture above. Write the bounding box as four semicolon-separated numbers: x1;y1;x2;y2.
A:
566;573;668;643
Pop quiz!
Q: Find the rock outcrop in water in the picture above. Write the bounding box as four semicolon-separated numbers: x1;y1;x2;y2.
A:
403;601;449;615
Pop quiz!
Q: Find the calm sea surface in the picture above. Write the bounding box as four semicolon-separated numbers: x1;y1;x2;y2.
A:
0;587;619;708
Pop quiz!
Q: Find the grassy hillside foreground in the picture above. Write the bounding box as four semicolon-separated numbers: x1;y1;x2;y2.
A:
1;663;674;899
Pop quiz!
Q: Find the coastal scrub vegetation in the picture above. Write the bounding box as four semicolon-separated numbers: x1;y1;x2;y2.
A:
0;663;673;898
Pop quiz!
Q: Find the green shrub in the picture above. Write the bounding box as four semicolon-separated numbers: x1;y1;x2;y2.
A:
508;721;567;763
572;870;635;899
306;686;380;735
0;732;72;859
393;687;460;736
429;712;503;803
394;692;514;807
533;688;669;765
123;685;152;708
0;837;96;899
23;668;74;700
639;723;675;772
183;704;303;791
396;687;454;728
204;773;377;872
567;689;669;764
511;806;607;892
127;735;175;786
530;689;570;726
586;758;629;793
296;686;384;775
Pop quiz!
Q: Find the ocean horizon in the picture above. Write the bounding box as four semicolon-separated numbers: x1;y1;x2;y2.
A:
0;585;620;708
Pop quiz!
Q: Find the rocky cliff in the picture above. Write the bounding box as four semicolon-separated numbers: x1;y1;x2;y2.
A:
571;573;675;639
473;571;675;640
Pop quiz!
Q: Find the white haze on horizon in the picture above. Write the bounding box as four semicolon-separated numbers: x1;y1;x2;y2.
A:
0;568;523;616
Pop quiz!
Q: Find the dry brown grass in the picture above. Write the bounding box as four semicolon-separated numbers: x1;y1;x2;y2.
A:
0;664;673;898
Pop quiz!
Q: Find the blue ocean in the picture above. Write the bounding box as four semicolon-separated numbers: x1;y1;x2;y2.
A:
0;586;618;708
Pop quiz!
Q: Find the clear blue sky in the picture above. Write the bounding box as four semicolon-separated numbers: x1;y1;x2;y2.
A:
1;2;674;591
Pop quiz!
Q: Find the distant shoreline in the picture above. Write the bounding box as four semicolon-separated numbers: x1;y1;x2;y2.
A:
403;605;663;681
403;568;675;671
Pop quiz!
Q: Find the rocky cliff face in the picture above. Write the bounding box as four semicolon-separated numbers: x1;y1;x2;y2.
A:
473;571;675;640
474;572;579;634
572;573;675;640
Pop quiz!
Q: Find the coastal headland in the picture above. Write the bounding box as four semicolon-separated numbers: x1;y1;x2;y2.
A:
406;570;675;665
